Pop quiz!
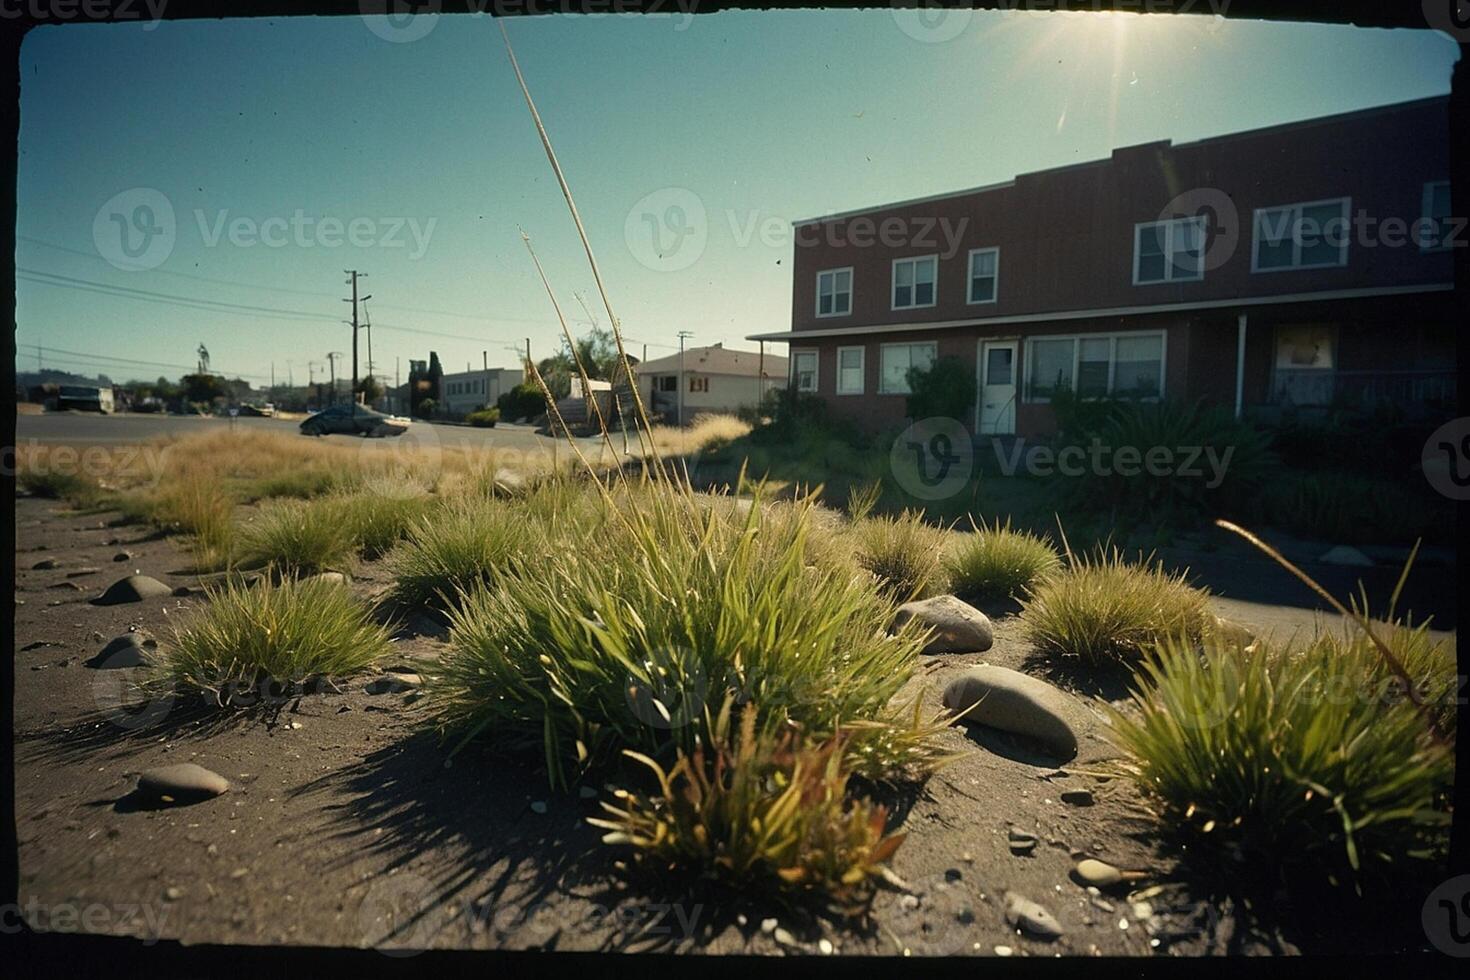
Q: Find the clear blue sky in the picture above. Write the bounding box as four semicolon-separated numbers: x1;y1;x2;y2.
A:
16;10;1458;387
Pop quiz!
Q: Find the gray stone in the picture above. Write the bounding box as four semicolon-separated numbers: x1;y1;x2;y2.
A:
136;763;229;805
1319;545;1373;567
92;574;173;606
1004;893;1064;938
1060;789;1094;806
86;633;158;669
31;558;61;570
304;571;350;586
113;552;133;562
365;672;421;695
893;595;993;654
942;664;1082;758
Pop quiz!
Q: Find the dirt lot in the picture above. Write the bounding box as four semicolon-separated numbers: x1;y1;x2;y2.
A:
11;494;1450;956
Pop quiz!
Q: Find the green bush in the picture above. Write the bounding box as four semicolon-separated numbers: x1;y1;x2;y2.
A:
1020;547;1213;665
465;407;500;428
496;382;547;423
155;576;392;702
1107;631;1452;885
432;486;943;788
905;354;976;422
324;487;438;560
945;519;1061;603
849;510;951;603
1256;470;1452;546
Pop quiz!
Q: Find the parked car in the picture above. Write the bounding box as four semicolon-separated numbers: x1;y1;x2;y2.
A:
299;404;408;437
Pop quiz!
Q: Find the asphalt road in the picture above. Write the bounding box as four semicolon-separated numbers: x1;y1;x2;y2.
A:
14;410;605;459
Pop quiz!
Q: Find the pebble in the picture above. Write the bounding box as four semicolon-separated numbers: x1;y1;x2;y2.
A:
365;673;421;695
1004;893;1064;938
32;558;61;570
164;887;185;901
529;801;547;814
736;914;747;927
114;552;133;562
760;918;777;935
899;894;920;910
818;938;833;955
994;945;1014;957
773;927;798;948
1060;789;1094;807
1008;828;1038;854
66;567;101;578
93;574;173;606
136;763;230;805
86;633;157;670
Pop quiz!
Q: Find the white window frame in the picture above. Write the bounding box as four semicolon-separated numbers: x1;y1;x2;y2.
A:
1251;196;1351;273
1132;216;1206;285
966;247;1000;305
791;349;819;394
1021;329;1167;404
878;341;938;395
1420;180;1452;253
890;255;939;311
836;345;865;395
815;267;853;318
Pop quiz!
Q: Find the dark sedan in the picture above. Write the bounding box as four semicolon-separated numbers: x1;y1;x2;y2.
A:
299;404;409;437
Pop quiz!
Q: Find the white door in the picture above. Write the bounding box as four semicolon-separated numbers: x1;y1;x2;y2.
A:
978;340;1017;435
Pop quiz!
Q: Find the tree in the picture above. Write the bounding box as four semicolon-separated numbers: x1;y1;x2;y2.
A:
181;373;227;404
357;375;384;404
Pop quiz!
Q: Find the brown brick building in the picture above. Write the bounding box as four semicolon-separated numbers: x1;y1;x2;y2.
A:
748;96;1456;439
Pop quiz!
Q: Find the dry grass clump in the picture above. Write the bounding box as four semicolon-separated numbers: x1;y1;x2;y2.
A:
321;482;440;559
154;576;392;704
1021;547;1213;665
236;499;357;577
114;471;236;570
647;413;752;456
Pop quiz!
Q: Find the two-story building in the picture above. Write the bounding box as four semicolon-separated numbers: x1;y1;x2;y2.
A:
748;96;1456;439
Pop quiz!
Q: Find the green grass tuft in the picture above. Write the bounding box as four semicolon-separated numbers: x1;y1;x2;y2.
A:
237;499;356;577
849;510;950;603
154;576;393;702
944;518;1061;603
385;496;529;610
1020;547;1212;665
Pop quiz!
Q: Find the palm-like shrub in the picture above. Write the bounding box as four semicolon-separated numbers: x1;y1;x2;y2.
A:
433;488;944;787
1108;631;1452;884
945;518;1061;602
156;576;392;702
1021;547;1212;664
850;510;951;602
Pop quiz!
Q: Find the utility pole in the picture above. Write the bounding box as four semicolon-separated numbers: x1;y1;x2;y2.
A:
677;330;694;427
344;271;370;417
396;356;401;415
326;352;343;406
363;300;375;407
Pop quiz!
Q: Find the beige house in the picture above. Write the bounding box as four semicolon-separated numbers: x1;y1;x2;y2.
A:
636;344;788;426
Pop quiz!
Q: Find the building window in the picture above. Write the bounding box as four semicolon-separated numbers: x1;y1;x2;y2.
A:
1420;180;1452;252
1133;217;1205;284
816;268;852;317
967;248;999;304
1252;197;1350;272
891;256;937;310
836;346;865;395
689;376;709;393
656;376;677;393
879;342;937;395
1272;324;1336;406
792;350;818;393
1024;332;1165;402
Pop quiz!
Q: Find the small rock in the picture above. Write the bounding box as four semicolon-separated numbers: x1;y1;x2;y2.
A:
1210;615;1255;649
304;571;350;586
1319;545;1373;567
529;801;547;814
892;595;994;654
899;894;920;910
164;886;185;901
86;633;157;670
1008;828;1038;854
32;558;61;570
50;580;84;591
1004;892;1064;938
113;552;133;562
93;574;173;606
760;918;777;935
66;567;101;578
994;945;1014;957
818;938;834;955
942;665;1083;758
364;673;421;695
773;927;798;948
1131;901;1153;920
736;914;747;927
136;763;229;805
1060;789;1094;807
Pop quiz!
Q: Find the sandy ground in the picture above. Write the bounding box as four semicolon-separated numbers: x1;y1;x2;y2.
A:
11;494;1452;956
